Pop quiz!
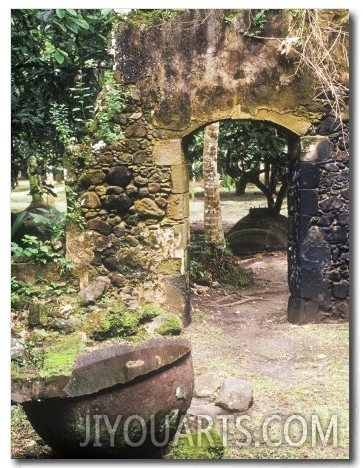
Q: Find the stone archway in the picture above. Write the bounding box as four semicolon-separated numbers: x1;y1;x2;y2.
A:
66;10;349;325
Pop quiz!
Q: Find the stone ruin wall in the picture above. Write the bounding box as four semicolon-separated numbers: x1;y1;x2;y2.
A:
66;9;349;324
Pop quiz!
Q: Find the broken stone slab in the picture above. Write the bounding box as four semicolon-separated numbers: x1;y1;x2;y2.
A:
215;377;253;412
79;276;111;305
193;372;222;397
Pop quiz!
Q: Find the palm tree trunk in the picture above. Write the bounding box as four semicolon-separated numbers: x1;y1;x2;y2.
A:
203;122;225;246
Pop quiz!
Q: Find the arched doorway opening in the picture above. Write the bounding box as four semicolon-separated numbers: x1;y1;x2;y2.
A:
182;119;299;316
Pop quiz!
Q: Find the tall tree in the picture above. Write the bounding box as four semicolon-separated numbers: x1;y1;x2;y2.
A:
11;8;116;206
203;122;225;246
186;120;289;214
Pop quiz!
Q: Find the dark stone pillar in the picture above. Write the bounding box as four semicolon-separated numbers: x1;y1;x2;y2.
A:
288;136;334;324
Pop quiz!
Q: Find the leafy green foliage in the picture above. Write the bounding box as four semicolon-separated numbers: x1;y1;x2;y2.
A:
11;234;74;274
50;103;73;144
220;174;235;192
240;9;268;37
224;9;241;25
70;80;95;126
64;186;86;229
185;120;288;210
11;276;76;309
11;276;37;305
190;237;253;287
90;71;130;142
12;335;45;369
11;9;116;185
14;207;65;238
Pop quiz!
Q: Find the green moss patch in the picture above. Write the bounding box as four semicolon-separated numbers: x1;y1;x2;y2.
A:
82;305;141;340
167;428;224;459
82;302;170;341
118;9;186;28
155;314;183;336
40;334;84;378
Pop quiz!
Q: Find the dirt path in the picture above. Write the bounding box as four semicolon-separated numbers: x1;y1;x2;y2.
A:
183;251;349;459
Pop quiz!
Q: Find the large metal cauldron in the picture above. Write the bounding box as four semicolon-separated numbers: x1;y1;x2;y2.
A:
17;337;194;458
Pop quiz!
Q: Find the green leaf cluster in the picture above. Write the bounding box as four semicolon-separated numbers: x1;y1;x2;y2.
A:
11;234;74;275
90;71;130;142
190;238;253;287
11;276;76;310
240;9;268;37
11;9;116;183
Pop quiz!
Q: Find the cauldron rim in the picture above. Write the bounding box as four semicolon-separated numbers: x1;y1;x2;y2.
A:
12;336;192;402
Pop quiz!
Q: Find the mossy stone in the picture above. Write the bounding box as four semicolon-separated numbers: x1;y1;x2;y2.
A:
82;306;142;340
155;314;182;336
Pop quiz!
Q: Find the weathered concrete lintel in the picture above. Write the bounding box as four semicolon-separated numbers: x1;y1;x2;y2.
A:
251;108;311;136
178;107;311;138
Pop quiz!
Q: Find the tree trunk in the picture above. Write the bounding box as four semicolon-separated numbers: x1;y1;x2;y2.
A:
203;122;225;246
273;174;288;215
246;172;275;209
28;155;47;209
235;175;247;196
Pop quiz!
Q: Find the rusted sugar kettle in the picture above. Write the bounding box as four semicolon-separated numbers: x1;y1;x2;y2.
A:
13;337;194;458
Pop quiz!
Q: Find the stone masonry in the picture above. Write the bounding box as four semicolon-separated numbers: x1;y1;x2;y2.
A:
66;10;349;324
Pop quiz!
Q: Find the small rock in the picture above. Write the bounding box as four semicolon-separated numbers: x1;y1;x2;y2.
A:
82;191;101;209
188;403;223;419
106;166;133;188
134;198;164;218
86;218;112;236
125;122;148;138
52;317;81;333
129;112;143;120
110;272;124;287
28;302;48;327
56;305;73;316
103;256;118;271
79;276;111;305
11;338;25;360
32;328;48;338
194;372;222;397
215;377;253;412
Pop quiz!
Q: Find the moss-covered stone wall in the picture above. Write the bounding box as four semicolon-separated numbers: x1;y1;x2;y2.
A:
66;9;349;324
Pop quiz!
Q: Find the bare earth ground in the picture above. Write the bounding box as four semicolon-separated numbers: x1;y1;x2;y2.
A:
185;251;349;459
11;184;349;460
